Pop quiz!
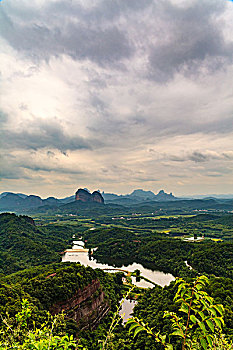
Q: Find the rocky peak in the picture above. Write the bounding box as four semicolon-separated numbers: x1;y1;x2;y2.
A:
92;191;104;203
75;189;92;202
156;190;176;201
75;189;104;204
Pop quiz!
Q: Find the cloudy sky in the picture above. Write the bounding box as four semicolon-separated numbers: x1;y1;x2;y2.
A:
1;0;233;198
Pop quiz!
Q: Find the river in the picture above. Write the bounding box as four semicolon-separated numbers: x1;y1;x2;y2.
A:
62;247;175;322
62;251;175;288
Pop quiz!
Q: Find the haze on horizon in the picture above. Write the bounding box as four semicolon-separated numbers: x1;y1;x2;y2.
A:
1;0;233;198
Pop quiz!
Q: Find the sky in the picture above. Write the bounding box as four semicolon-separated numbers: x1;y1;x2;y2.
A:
0;0;233;198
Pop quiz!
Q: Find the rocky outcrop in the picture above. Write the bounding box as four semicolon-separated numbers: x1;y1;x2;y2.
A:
92;191;104;203
50;280;109;330
75;189;104;204
75;189;92;202
156;190;177;201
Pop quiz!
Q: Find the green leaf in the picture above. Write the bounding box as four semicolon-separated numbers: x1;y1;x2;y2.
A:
180;289;186;298
190;315;198;324
126;318;136;325
213;304;224;316
196;283;203;290
165;344;173;350
206;319;214;333
200;300;208;309
129;323;140;333
171;329;183;337
177;283;185;292
133;326;145;338
179;303;189;314
198;311;205;320
175;298;184;304
213;318;222;329
160;334;166;343
206;335;213;347
198;275;209;284
200;337;207;350
198;321;207;334
205;296;213;304
208;307;217;316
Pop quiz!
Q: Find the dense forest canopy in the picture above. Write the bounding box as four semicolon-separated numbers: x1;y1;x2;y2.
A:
0;210;232;349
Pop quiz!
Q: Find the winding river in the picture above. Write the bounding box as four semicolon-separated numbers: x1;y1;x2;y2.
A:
62;251;175;288
62;246;175;322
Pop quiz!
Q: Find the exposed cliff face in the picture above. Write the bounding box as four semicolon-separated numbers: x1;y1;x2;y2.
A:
75;189;92;202
50;279;109;330
75;189;104;204
92;191;104;203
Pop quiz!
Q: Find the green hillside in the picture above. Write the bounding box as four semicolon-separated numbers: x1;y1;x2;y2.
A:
0;213;75;274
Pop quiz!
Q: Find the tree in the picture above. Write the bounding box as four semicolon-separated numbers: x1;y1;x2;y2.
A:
0;299;80;349
126;275;232;350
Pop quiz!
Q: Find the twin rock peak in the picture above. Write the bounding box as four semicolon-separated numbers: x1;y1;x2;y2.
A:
75;188;104;204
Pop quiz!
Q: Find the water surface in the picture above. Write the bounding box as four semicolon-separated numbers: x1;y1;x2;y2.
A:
119;298;137;323
62;251;175;287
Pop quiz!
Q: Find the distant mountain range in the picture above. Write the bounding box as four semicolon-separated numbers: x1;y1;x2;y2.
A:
0;188;175;211
102;189;177;204
0;188;233;212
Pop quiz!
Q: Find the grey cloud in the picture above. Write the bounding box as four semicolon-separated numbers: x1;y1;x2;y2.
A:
169;174;188;178
1;120;92;151
1;0;233;195
205;166;233;175
144;114;233;139
1;0;231;78
89;111;233;148
0;161;29;180
169;151;233;163
222;152;233;160
0;149;83;180
22;164;83;175
81;0;153;22
1;5;132;65
47;151;55;157
0;111;8;124
19;103;28;111
189;152;209;163
169;155;186;162
199;166;232;177
133;177;158;182
199;116;233;135
206;173;223;177
148;0;232;82
0;170;25;180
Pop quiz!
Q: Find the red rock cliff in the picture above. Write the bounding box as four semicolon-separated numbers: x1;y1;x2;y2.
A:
92;191;104;203
75;189;92;202
75;189;104;204
50;279;109;330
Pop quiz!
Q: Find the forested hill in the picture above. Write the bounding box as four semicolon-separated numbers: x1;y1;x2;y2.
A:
83;226;233;279
0;213;76;275
0;262;121;334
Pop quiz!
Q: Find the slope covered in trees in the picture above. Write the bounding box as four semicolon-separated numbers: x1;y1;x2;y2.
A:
84;227;233;279
0;212;233;348
0;262;122;336
0;213;77;274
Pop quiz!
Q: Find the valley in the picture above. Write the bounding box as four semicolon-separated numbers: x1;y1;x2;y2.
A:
0;197;232;349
